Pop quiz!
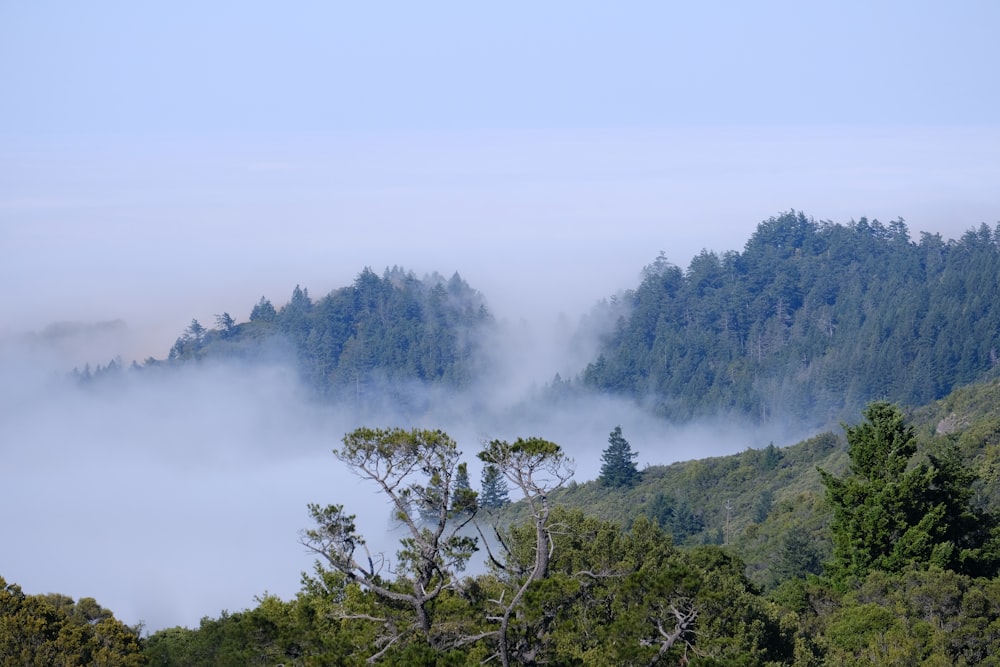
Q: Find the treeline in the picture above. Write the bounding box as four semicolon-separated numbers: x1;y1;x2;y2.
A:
170;267;492;396
74;213;1000;428
582;211;1000;426
80;267;493;406
0;582;144;666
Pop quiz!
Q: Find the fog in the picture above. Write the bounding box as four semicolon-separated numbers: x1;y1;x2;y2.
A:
1;287;809;633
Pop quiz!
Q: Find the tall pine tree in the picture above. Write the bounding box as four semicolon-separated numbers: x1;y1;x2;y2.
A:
599;426;639;488
479;464;509;509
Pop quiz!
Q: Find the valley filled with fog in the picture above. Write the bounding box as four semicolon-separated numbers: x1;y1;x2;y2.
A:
0;301;804;632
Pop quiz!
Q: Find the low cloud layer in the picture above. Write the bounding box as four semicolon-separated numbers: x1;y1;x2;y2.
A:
0;317;803;632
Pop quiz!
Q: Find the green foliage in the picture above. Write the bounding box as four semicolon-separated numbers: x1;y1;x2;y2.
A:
479;464;509;509
143;591;361;666
451;462;476;514
0;576;146;666
821;402;1000;581
583;212;1000;426
798;568;1000;666
598;425;640;488
463;509;795;666
646;493;705;542
158;268;493;407
141;391;1000;665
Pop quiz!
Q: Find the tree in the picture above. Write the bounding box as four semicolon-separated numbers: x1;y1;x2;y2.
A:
214;312;236;337
481;510;793;665
477;437;574;667
300;427;479;659
185;318;206;343
820;401;1000;581
249;296;276;323
452;462;473;514
0;577;146;667
168;319;207;361
479;464;509;509
599;425;639;488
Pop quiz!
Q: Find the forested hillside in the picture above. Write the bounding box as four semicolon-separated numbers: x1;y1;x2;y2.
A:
160;267;492;403
547;377;1000;586
583;211;1000;426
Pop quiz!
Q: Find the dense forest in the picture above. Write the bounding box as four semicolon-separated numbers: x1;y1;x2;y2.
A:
168;267;492;396
13;212;1000;664
583;212;1000;426
77;267;493;416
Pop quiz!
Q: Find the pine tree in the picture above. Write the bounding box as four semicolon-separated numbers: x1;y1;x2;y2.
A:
599;426;639;488
249;296;277;322
479;463;509;509
451;462;475;514
820;401;1000;580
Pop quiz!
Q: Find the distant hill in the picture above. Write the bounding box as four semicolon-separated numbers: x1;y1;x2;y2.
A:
161;266;493;407
581;211;1000;427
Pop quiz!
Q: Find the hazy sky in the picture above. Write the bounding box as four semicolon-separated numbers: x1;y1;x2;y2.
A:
3;1;999;356
2;0;1000;633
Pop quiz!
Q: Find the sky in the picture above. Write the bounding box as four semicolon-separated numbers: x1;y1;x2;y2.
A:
2;0;1000;633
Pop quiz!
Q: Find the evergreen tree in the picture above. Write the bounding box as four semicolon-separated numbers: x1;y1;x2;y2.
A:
0;577;146;666
820;401;1000;580
249;296;276;322
599;425;639;488
214;312;236;336
479;463;509;509
451;462;475;514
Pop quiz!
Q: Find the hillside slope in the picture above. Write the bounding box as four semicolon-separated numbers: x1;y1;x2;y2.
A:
545;377;1000;589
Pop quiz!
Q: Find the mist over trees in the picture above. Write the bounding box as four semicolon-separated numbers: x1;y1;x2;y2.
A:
71;212;1000;433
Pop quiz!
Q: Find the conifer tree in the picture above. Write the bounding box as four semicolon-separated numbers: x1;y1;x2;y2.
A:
479;463;509;509
452;462;474;514
820;401;1000;580
599;426;639;488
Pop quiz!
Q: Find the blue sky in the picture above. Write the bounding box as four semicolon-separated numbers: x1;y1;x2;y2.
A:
2;1;1000;631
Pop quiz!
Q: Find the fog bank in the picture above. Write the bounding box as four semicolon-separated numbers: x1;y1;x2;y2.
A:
0;321;804;632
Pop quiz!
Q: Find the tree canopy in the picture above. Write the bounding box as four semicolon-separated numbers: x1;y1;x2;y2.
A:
583;212;1000;426
161;268;493;407
0;578;145;667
